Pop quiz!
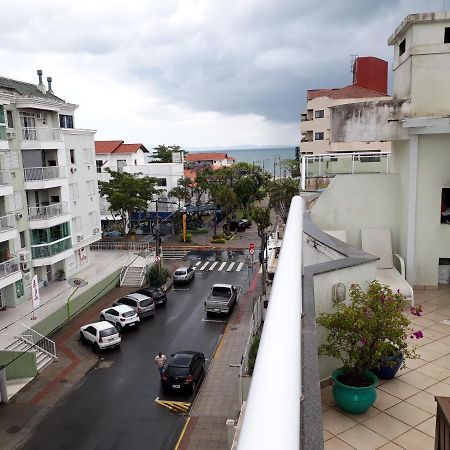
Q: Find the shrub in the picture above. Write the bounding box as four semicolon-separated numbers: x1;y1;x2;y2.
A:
211;238;226;244
146;263;170;287
248;335;261;375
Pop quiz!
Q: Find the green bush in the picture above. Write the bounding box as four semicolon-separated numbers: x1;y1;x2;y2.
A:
190;227;208;234
180;232;193;243
248;335;261;375
146;263;170;287
211;238;226;244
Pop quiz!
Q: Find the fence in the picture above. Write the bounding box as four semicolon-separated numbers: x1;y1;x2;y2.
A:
0;214;15;231
90;241;155;251
21;127;62;141
0;256;20;280
28;202;69;220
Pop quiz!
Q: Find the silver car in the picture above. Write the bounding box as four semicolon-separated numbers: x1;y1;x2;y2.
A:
173;266;195;285
113;293;155;318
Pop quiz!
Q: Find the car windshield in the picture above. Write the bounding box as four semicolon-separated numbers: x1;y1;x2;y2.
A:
100;328;118;338
140;299;153;307
166;366;189;377
122;311;135;318
175;270;186;275
212;286;231;296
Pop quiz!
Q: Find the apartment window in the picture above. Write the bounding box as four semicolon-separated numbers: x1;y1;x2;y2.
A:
69;183;79;200
117;160;126;173
441;189;450;224
445;27;450;44
86;180;96;195
69;149;75;164
399;38;406;56
315;109;324;119
6;111;13;128
157;178;167;187
20;231;26;248
59;114;73;128
83;148;93;164
96;160;103;173
314;132;324;141
88;211;97;225
71;216;82;232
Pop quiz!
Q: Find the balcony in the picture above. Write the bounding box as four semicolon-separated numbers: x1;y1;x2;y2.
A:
0;256;21;290
31;236;73;266
28;202;71;229
20;127;63;150
23;166;66;190
0;170;13;197
0;214;18;243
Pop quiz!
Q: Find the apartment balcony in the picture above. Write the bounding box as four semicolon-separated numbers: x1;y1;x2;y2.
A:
31;236;73;267
23;166;66;190
0;214;18;243
0;256;21;290
20;127;63;150
28;202;71;230
0;170;13;197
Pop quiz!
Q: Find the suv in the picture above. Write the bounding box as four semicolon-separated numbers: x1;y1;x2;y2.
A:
161;351;205;393
229;219;252;232
100;304;140;331
134;287;167;306
173;266;195;285
113;293;155;318
80;321;121;352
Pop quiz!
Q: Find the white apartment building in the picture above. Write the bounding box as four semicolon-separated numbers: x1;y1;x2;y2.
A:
0;70;101;308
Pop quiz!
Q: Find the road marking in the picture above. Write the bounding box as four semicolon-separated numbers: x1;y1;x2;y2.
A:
213;325;228;357
209;261;218;271
201;318;227;323
258;266;262;274
236;262;244;272
195;261;201;267
173;288;190;291
155;397;191;414
226;262;235;272
218;262;227;271
200;262;209;271
174;417;191;450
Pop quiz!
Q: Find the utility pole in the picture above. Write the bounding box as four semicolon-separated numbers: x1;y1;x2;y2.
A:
261;230;267;296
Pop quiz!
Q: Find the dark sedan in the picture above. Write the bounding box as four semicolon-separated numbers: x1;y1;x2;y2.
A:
134;287;167;306
161;351;205;393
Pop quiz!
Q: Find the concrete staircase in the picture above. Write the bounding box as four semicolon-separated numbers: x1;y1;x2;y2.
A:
6;338;55;373
121;265;145;287
161;247;192;260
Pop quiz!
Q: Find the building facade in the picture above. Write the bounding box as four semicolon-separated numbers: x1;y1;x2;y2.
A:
185;152;235;169
0;71;100;308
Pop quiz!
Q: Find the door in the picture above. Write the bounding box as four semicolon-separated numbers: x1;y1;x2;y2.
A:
46;265;52;282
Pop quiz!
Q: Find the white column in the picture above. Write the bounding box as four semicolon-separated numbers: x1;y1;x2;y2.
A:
300;157;306;191
406;134;418;285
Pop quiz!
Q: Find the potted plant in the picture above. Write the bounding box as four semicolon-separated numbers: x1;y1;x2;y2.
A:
55;269;66;281
317;281;422;414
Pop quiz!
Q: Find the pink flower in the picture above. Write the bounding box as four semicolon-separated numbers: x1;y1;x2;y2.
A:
411;330;424;339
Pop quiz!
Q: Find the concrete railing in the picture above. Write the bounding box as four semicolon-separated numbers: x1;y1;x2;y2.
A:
237;196;303;450
28;202;69;220
0;256;20;280
23;166;66;181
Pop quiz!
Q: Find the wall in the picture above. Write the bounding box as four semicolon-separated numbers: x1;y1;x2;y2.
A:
0;350;37;379
310;174;401;251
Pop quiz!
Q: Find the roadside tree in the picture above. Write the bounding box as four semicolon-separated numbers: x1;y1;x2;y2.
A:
268;178;299;223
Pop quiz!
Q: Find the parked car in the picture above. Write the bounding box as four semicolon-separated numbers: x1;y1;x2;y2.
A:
161;351;206;393
113;293;155;318
239;219;252;229
173;266;195;285
99;304;140;331
229;219;252;232
134;287;167;306
79;321;121;352
204;284;238;315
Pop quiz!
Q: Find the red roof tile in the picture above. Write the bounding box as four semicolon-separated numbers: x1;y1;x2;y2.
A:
185;152;230;162
307;85;388;101
184;169;197;181
115;143;148;154
95;141;147;154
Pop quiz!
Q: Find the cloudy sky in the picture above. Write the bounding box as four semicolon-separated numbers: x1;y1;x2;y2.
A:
0;0;444;148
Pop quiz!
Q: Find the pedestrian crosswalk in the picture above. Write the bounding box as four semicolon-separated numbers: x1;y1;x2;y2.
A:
194;260;245;272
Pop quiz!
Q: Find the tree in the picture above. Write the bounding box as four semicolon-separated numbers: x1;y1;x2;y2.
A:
282;159;301;178
169;177;192;207
98;169;159;235
152;144;187;163
146;264;170;287
268;178;299;223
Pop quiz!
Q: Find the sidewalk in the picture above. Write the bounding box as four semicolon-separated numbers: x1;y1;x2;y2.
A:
177;268;264;450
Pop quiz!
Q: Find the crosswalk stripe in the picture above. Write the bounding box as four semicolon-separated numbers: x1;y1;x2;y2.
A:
200;262;209;271
227;262;235;272
218;262;227;271
195;261;201;267
209;262;218;271
236;262;244;272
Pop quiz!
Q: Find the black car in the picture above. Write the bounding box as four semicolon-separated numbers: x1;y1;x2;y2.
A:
134;287;167;306
161;351;205;393
229;219;252;232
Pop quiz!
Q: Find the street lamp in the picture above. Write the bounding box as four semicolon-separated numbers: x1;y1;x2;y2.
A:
262;159;270;173
67;277;88;318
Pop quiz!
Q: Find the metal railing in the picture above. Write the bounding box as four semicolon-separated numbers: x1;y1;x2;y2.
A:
90;241;154;251
18;322;57;359
28;202;69;221
0;213;15;232
0;170;11;186
0;256;20;279
237;196;303;450
23;166;66;181
21;127;62;141
31;237;72;259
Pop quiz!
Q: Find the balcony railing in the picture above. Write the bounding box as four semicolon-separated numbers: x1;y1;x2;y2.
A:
0;256;20;280
0;214;15;232
23;166;65;182
0;170;11;186
28;202;69;221
21;127;62;141
31;237;72;259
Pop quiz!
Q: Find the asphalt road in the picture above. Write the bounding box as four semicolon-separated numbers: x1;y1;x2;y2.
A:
23;262;249;450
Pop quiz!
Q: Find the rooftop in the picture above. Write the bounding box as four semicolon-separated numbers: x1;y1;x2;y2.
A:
185;152;235;162
0;75;63;102
95;140;148;154
307;84;389;101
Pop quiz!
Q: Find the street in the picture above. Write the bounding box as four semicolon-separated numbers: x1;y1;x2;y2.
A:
22;256;249;450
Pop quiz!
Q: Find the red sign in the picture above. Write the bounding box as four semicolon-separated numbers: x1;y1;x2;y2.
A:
249;243;255;251
249;249;255;255
155;255;161;263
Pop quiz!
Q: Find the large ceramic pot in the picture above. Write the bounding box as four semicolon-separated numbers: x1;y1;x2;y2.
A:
371;354;403;380
332;368;378;414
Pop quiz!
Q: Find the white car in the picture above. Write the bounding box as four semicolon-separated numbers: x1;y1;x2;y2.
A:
80;321;121;351
100;304;140;331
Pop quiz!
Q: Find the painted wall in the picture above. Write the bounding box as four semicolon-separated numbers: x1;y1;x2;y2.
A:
0;350;37;379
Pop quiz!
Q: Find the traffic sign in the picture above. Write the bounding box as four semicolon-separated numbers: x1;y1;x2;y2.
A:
249;243;255;251
155;255;161;263
249;248;255;255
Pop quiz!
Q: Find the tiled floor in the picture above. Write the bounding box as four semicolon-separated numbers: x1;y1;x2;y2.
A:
322;285;450;450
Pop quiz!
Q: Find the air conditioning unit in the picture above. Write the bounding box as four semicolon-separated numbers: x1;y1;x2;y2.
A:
93;227;100;235
76;233;84;242
15;213;22;220
6;131;16;140
20;261;30;273
18;251;31;263
70;167;77;173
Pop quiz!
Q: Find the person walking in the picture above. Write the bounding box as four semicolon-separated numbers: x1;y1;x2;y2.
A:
155;352;166;379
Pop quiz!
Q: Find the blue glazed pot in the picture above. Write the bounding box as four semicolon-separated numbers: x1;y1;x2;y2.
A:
332;368;378;414
371;354;403;380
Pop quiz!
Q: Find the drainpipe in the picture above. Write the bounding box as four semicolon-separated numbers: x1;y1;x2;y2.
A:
406;134;418;285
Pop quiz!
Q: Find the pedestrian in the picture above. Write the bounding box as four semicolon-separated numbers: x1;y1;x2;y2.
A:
155;352;166;379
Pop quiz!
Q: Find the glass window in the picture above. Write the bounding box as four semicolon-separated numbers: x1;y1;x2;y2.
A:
96;160;103;173
166;366;189;377
314;132;324;141
314;110;324;119
6;111;13;128
123;311;135;318
20;231;26;248
69;149;75;164
59;115;73;128
100;328;118;338
15;279;24;298
399;39;406;56
117;160;126;173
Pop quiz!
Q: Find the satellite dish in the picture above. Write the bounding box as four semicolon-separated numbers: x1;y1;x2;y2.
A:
68;277;88;288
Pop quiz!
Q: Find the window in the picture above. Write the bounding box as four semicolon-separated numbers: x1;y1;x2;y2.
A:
117;160;126;173
88;211;96;225
157;178;167;187
441;188;450;224
59;114;73;128
83;148;93;164
86;180;96;196
69;183;79;200
399;38;406;56
96;160;103;173
15;279;24;298
445;27;450;44
69;149;75;164
6;111;13;128
20;231;26;248
314;132;324;141
315;109;324;119
71;216;81;232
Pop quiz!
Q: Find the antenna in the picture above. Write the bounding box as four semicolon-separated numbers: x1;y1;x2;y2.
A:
350;55;359;84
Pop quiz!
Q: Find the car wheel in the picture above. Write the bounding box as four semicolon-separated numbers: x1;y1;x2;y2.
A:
94;342;100;352
79;331;86;343
100;314;105;321
116;323;122;332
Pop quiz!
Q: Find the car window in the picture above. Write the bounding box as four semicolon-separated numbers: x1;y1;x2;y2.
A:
118;298;129;306
124;298;137;307
139;298;153;308
166;366;189;377
175;269;186;275
109;309;119;316
212;286;232;296
85;326;96;335
100;328;118;338
122;311;135;318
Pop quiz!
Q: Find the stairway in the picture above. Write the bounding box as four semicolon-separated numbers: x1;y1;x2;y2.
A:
6;338;56;373
161;247;192;260
121;265;145;287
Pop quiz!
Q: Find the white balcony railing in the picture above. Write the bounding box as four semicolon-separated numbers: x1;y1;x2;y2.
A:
23;166;66;182
0;170;11;186
21;127;62;141
28;202;69;221
0;256;20;280
237;196;303;450
0;214;15;232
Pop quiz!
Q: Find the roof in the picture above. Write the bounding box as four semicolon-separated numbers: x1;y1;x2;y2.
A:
88;321;117;331
307;85;388;101
106;304;134;314
185;152;231;162
184;169;197;180
95;141;148;154
0;75;64;101
171;352;198;366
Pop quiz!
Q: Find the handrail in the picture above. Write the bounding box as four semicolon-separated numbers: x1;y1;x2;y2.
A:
28;202;69;220
23;166;66;181
17;322;57;359
237;196;303;450
0;213;15;231
119;253;131;286
0;256;20;279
